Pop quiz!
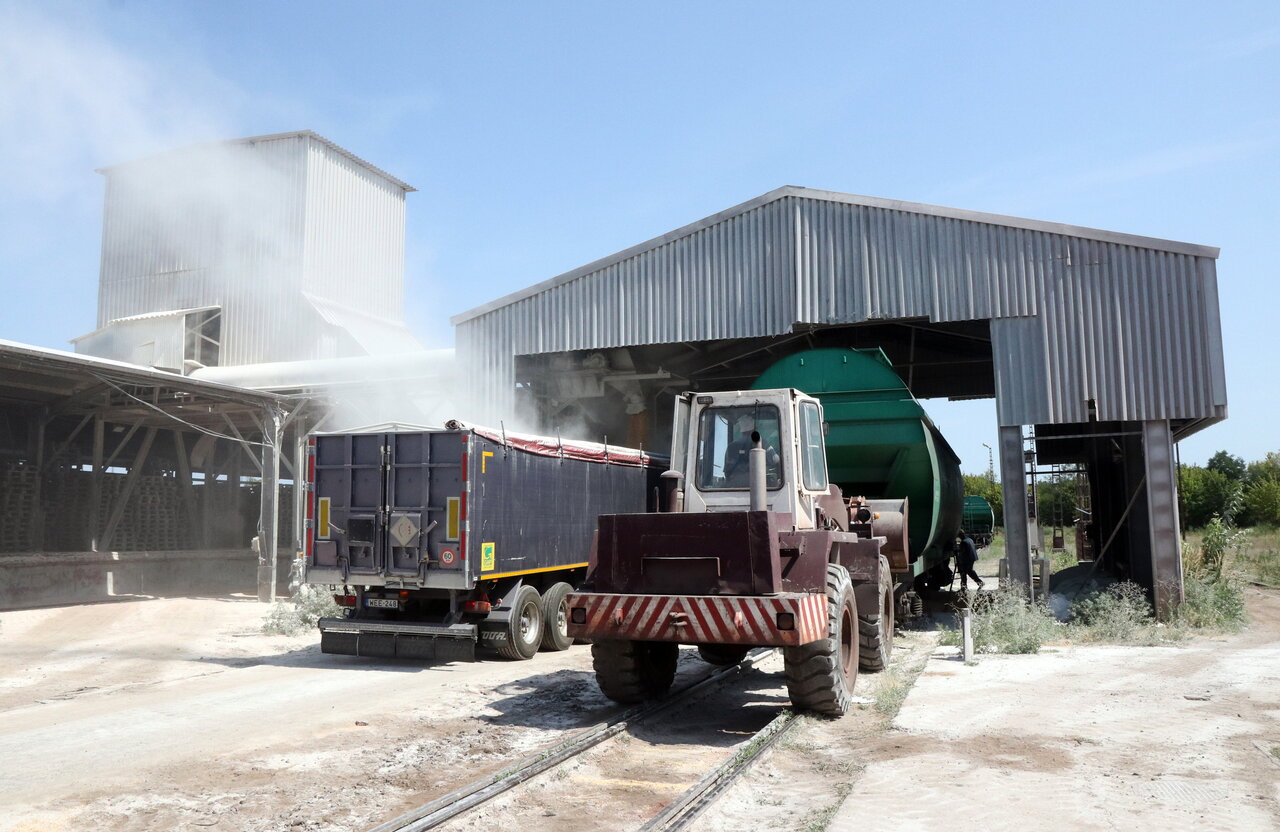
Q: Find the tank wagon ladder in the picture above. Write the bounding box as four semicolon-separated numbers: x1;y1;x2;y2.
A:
365;650;796;832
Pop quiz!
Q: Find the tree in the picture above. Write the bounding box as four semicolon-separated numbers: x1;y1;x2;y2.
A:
1179;465;1238;529
1207;450;1247;482
1246;452;1280;485
1243;478;1280;528
1035;475;1078;528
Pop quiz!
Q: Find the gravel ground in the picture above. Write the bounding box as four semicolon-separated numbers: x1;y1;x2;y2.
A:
2;584;1276;832
827;587;1280;832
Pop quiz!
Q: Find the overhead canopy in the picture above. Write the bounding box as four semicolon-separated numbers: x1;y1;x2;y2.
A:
0;339;287;433
453;186;1226;440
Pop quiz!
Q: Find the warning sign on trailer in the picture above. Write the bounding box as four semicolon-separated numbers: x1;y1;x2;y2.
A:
390;515;420;547
440;548;456;566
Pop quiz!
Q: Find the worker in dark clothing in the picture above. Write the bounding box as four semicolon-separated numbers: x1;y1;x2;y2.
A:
723;415;780;487
956;530;984;590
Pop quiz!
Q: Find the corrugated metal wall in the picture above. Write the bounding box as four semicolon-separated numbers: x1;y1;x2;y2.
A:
303;140;406;323
455;188;1226;428
90;133;409;366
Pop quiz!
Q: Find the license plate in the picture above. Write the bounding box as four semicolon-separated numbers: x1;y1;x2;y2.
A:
366;598;399;609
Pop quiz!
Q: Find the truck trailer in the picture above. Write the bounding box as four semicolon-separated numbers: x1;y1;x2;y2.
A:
305;422;664;661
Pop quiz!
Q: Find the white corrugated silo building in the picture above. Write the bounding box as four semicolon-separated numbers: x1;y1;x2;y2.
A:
73;130;421;370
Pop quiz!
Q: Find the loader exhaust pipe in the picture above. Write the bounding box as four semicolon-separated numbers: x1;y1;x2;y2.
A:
749;431;767;511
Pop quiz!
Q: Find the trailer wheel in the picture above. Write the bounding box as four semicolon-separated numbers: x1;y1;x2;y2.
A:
539;582;574;652
858;555;894;672
496;585;543;660
696;644;750;666
591;640;678;703
783;563;858;716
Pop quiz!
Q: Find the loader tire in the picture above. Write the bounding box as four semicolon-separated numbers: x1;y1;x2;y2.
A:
539;582;574;652
697;644;750;666
496;585;543;660
783;564;858;717
858;555;894;673
591;640;678;704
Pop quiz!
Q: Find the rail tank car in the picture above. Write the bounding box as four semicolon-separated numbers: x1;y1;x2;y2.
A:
963;495;996;547
752;347;963;578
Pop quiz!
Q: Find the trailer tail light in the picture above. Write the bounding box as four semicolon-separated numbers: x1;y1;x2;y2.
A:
399;590;410;599
334;594;357;607
464;600;492;613
776;611;795;631
305;437;317;561
570;607;586;624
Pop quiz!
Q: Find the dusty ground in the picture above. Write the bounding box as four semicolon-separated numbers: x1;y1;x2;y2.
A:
829;587;1280;832
2;583;1278;832
0;597;634;832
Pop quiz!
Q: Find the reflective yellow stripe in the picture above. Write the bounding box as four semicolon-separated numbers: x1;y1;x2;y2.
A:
317;498;331;540
446;497;460;541
480;562;590;580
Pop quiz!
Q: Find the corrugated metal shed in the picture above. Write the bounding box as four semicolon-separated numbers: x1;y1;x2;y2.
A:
452;186;1226;432
80;131;417;367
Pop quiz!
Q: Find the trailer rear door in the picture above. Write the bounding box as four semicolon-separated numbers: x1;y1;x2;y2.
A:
313;430;467;583
386;431;467;581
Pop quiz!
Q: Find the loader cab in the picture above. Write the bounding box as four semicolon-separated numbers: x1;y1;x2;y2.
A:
670;388;830;530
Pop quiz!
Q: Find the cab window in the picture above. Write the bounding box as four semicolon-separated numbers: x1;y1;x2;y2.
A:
695;405;783;490
799;401;828;491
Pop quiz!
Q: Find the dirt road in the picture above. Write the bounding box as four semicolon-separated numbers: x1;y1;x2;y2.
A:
0;597;617;831
3;589;1278;832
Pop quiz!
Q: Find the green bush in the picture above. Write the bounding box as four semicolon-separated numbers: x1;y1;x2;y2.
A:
1175;572;1247;632
941;589;1059;654
1069;582;1154;643
1243;480;1280;528
262;583;342;636
1180;466;1238;529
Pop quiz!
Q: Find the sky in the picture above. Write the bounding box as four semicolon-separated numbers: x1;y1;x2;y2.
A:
0;1;1276;473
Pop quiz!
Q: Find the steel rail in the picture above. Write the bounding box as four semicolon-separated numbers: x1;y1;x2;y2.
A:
637;709;797;832
367;649;777;832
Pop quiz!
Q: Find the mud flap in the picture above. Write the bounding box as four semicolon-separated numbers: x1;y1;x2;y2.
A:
319;618;478;661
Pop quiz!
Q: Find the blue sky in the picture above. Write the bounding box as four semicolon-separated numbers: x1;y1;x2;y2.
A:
1;1;1276;472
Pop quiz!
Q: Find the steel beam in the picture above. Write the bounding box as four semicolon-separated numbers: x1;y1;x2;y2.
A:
257;408;283;603
99;427;157;551
222;414;263;473
999;425;1032;595
89;415;104;549
29;415;46;550
173;431;198;543
1143;420;1184;617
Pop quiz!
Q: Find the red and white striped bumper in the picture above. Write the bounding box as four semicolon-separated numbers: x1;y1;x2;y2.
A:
565;592;828;647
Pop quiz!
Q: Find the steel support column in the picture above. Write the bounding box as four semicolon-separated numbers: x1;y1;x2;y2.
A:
292;416;309;554
88;415;104;550
999;425;1032;595
1143;420;1183;617
257;408;283;603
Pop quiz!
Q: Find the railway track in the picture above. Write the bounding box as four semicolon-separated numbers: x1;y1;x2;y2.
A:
367;649;795;832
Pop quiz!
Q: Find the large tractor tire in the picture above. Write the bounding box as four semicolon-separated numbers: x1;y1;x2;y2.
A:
858;555;894;672
496;585;543;660
696;644;751;666
783;564;858;716
539;582;574;652
591;640;678;704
